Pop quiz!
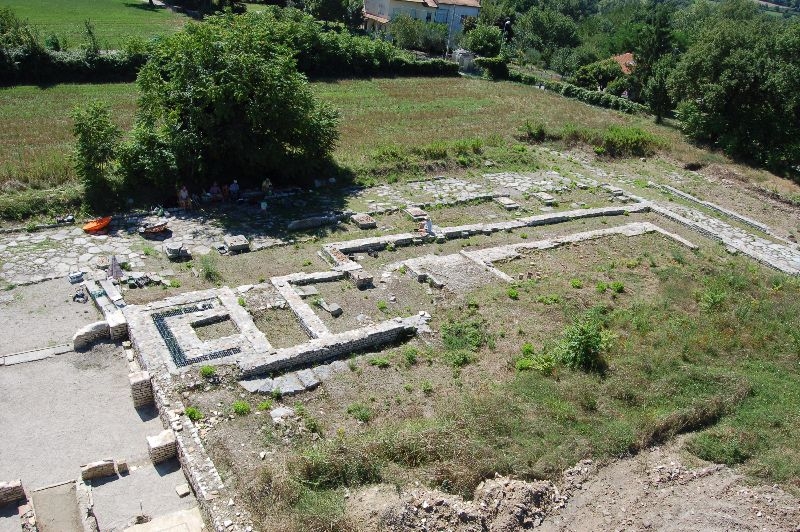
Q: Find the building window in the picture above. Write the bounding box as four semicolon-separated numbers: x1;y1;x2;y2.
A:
426;12;432;21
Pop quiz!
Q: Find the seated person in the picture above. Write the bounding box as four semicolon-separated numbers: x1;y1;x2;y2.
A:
209;181;223;201
229;179;240;200
178;185;191;209
262;177;273;195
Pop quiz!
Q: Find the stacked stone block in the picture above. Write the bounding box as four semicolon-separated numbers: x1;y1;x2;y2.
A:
72;321;111;351
0;480;25;506
80;460;116;481
129;371;154;407
147;429;177;464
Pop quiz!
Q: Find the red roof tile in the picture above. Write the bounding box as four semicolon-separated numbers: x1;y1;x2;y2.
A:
612;52;636;75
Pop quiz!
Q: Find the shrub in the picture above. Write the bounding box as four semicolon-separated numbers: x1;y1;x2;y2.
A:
403;347;418;366
599;126;659;158
346;402;372;422
232;401;251;416
475;56;509;80
441;319;491;352
376;300;389;312
369;357;391;369
596;282;608;293
536;294;561;305
520;120;547;143
570;278;583;289
257;400;273;411
444;350;475;368
199;365;216;378
610;281;625;294
238;296;246;307
556;312;611;373
507;287;519;300
199;255;222;284
185;406;203;421
461;24;502;56
521;343;535;357
421;380;434;395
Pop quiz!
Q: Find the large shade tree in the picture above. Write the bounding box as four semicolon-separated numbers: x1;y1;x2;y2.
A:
129;13;339;193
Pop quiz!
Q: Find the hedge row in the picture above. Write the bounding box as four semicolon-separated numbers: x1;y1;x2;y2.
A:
0;8;458;86
508;69;647;114
0;48;148;86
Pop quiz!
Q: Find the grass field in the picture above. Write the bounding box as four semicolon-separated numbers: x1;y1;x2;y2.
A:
181;228;800;529
3;0;189;49
0;76;791;220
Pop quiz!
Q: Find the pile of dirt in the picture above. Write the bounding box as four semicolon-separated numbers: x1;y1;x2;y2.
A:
347;475;562;531
346;444;800;532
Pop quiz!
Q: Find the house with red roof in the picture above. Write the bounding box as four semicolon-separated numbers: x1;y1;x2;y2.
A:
612;52;636;75
364;0;480;37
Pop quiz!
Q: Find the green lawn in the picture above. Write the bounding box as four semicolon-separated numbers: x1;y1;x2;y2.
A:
4;0;190;48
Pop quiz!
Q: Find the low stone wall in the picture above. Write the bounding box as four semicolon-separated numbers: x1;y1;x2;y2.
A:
86;280;127;340
73;321;110;351
80;460;116;481
129;371;154;408
271;276;330;339
239;316;419;377
0;480;25;506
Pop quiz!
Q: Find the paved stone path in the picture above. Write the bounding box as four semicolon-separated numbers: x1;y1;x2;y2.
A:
2;169;799;286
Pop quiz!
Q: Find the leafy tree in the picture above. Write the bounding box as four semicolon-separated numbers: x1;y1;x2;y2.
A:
72;101;121;210
132;12;339;193
669;5;800;175
388;14;447;54
514;7;579;54
641;55;671;122
572;57;624;90
461;23;503;55
305;0;347;21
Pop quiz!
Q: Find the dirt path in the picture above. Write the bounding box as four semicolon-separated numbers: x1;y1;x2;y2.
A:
541;442;800;532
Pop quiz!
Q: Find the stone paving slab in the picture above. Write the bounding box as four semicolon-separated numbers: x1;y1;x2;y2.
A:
1;344;72;366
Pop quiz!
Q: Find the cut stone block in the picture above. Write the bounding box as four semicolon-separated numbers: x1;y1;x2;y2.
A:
239;378;267;393
532;192;556;205
272;374;305;396
351;213;377;229
147;429;177;464
256;379;275;394
404;207;428;221
165;242;190;261
270;406;295;423
351;271;373;289
319;300;342;317
175;484;192;498
296;369;320;389
288;216;336;231
224;234;250;252
293;285;319;298
494;196;520;210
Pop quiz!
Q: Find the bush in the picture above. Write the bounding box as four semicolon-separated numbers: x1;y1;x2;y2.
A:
185;406;203;421
441;318;491;352
475;56;509;80
507;287;519;300
257;400;273;411
600;127;660;158
200;365;216;378
556;311;611;373
369;356;391;368
461;24;502;56
570;278;583;289
199;255;222;284
232;401;252;416
346;402;372;422
403;347;418;366
388;14;447;55
610;281;625;294
421;380;434;395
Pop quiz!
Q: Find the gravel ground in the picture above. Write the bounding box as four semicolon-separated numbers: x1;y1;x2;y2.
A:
0;344;163;489
0;278;100;356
